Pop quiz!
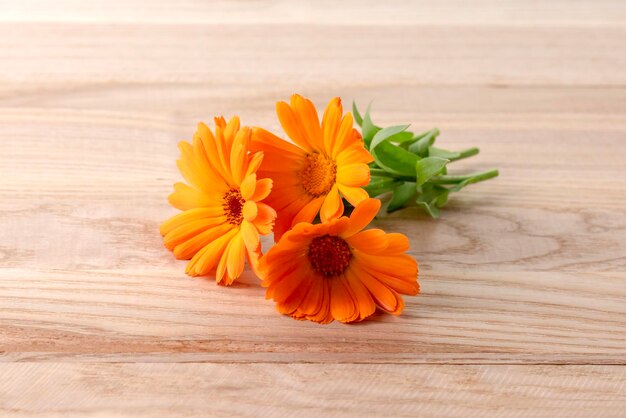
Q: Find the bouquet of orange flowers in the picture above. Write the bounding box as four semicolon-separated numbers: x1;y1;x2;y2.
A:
160;94;497;324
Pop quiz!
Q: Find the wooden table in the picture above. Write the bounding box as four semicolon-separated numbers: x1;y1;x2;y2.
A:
1;1;625;416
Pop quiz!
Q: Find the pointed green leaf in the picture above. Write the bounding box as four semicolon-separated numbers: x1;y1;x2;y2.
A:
408;128;439;156
428;147;461;160
361;104;380;146
370;124;410;150
371;141;420;177
415;157;449;187
363;176;402;197
416;201;441;218
448;169;499;192
387;131;414;144
352;101;363;127
387;182;416;212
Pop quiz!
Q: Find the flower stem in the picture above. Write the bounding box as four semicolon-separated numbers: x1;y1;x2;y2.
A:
430;169;499;184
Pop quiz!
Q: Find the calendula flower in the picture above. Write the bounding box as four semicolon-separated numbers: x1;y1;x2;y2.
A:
259;198;419;324
251;94;373;241
160;116;276;285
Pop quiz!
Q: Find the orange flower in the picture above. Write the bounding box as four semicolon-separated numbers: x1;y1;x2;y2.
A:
160;116;276;285
259;199;419;324
251;94;373;241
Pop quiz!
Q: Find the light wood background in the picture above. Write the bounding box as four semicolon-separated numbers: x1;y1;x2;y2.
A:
1;1;625;417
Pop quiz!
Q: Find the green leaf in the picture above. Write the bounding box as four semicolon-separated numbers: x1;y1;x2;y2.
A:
371;141;420;177
387;182;416;212
408;128;439;156
363;176;402;197
388;131;414;144
416;201;441;218
352;101;363;127
361;104;380;146
370;124;410;151
415;157;449;187
448;169;499;192
415;184;450;218
428;147;461;160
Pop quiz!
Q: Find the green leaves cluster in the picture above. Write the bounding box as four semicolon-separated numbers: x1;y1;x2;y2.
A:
353;102;499;218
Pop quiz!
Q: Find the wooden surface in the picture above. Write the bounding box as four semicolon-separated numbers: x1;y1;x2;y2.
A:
1;1;625;416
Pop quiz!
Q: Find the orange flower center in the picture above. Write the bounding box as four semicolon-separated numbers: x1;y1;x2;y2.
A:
223;189;244;225
301;152;337;197
307;235;352;277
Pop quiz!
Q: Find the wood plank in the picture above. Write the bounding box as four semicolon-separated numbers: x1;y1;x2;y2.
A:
1;267;624;363
2;0;625;27
1;364;625;417
1;24;625;86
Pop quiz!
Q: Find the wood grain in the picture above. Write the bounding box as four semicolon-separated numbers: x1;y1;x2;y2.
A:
1;364;625;418
1;0;625;416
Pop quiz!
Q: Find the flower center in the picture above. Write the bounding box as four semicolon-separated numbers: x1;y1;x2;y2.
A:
301;152;337;197
223;189;244;225
307;235;352;277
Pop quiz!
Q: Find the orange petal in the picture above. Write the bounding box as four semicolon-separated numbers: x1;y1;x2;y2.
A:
345;268;376;321
340;198;380;238
292;196;325;226
164;217;227;250
337;184;369;207
242;200;258;222
308;279;332;323
336;145;374;166
331;113;354;158
337;163;370;187
240;173;257;200
213;117;234;186
230;127;250;184
297;277;324;317
321;97;342;153
276;101;312;151
346;229;388;254
168;183;215;211
246;151;264;177
279;275;314;315
223;116;240;146
240;220;260;252
251;178;273;202
352;263;403;314
185;227;238;276
253;202;277;235
226;233;246;281
292;94;323;150
330;277;357;323
385;233;410;254
320;185;344;222
372;269;420;296
250;127;304;157
160;206;225;236
353;252;418;279
173;223;233;260
271;271;306;304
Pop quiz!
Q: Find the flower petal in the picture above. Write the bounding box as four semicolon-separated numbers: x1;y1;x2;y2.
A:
242;200;258;222
168;183;215;212
340;198;380;238
292;196;325;225
251;178;273;202
346;229;389;254
337;163;370;187
320;185;344;222
337;184;369;207
240;173;257;200
276;101;313;151
240;220;260;252
330;277;357;323
322;97;342;152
